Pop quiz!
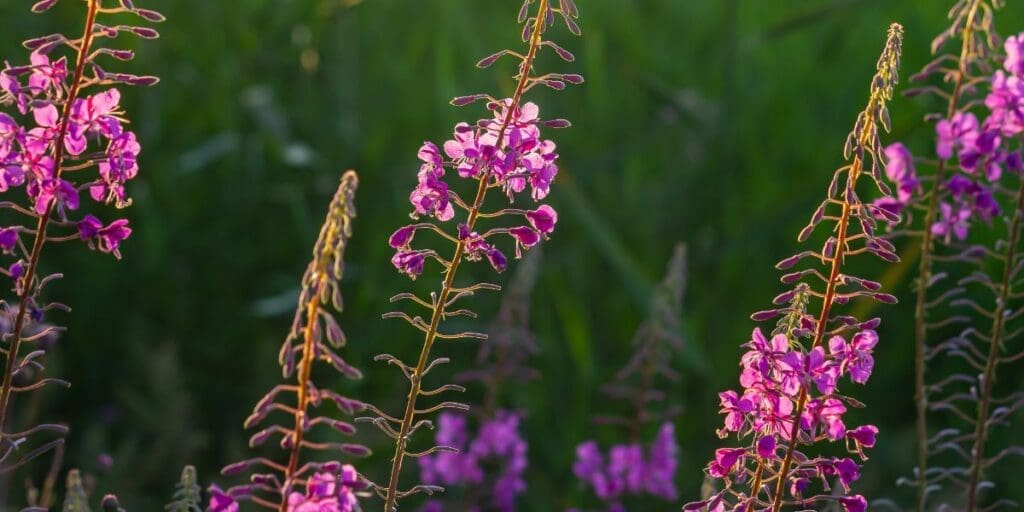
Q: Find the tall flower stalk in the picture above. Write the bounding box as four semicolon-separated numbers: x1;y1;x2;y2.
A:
685;24;903;512
0;0;160;478
217;172;368;511
899;26;1024;512
881;2;1024;509
365;1;581;509
880;2;1005;509
571;244;686;511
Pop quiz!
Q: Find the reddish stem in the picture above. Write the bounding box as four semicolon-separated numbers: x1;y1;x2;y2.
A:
0;0;100;439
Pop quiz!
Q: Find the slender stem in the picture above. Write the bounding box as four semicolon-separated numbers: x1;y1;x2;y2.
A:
381;3;549;510
0;0;99;437
281;289;323;511
771;155;871;512
965;176;1024;512
913;6;980;509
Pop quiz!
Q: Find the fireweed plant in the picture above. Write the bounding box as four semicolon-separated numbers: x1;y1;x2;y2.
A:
876;1;1015;510
882;2;1024;508
215;172;368;511
0;0;160;504
569;244;686;512
684;24;904;512
415;248;544;512
364;0;581;509
167;465;203;512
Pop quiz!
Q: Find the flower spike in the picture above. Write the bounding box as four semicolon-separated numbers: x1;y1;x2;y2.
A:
368;1;582;510
0;0;161;483
217;172;368;511
685;24;904;512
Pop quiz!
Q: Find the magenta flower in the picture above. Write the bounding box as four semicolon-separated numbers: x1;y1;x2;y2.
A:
69;88;122;140
525;204;557;234
838;495;868;512
27;51;66;95
1005;33;1024;77
77;215;131;259
207;484;239;512
936;111;979;160
420;412;528;511
829;330;877;384
718;390;753;434
285;466;360;512
391;250;428;279
708;448;745;478
986;70;1024;136
931;201;971;242
0;228;17;254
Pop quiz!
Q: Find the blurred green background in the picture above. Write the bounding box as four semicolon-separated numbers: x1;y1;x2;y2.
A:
2;0;1024;509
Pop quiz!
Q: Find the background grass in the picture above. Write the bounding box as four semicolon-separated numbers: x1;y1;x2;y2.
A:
2;0;1024;509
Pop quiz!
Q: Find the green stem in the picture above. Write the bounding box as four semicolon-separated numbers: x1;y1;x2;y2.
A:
965;176;1024;512
913;5;980;509
381;3;549;510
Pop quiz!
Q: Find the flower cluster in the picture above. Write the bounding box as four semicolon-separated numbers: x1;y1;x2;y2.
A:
210;465;361;512
569;246;687;512
370;1;581;509
0;0;161;492
0;14;160;266
881;33;1024;243
692;328;880;511
418;412;528;512
686;23;903;512
570;422;679;511
389;101;561;279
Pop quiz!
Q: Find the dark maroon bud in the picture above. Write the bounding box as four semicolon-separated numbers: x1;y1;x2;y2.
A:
542;80;566;90
543;119;572;128
773;289;796;306
562;73;585;84
548;41;575;62
561;0;579;18
872;293;898;304
477;50;508;69
342;444;372;457
130;26;160;39
221;461;251;476
858;318;882;329
331;420;357;435
23;35;59;50
31;0;60;13
751;310;782;322
249;428;273;447
134;8;166;22
110;50;135;61
797;224;815;243
517;1;530;23
776;253;804;270
120;0;136;8
564;15;581;35
451;94;487;106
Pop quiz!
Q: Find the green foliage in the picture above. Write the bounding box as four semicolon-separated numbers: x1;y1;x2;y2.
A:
0;0;1022;509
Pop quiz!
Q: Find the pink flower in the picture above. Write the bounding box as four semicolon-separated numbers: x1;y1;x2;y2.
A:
708;448;746;478
525;204;558;234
